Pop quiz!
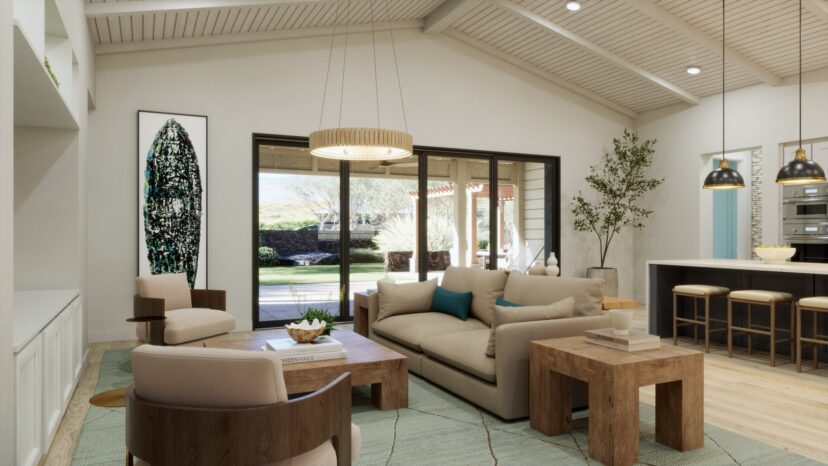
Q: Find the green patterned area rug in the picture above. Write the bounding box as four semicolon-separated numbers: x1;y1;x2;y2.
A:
73;349;824;465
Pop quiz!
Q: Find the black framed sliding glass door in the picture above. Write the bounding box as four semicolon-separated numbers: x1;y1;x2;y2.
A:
253;134;560;329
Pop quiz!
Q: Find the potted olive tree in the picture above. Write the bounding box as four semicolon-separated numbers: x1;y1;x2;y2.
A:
571;130;663;297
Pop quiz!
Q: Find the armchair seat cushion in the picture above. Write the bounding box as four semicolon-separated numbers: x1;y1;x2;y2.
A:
134;424;361;466
137;308;235;344
372;312;488;352
421;329;496;383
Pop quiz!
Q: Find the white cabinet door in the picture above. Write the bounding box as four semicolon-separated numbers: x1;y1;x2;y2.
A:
812;141;828;172
72;299;83;380
16;335;42;466
41;317;62;446
60;308;75;405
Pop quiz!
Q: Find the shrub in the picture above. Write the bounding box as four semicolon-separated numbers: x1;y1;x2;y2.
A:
258;246;280;266
350;248;384;263
477;239;489;250
374;215;453;253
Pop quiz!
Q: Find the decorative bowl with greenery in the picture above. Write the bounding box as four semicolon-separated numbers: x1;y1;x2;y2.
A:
297;308;337;334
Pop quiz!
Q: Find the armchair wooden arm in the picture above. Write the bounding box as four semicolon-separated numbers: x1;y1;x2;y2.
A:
133;296;166;345
126;373;353;466
190;289;226;311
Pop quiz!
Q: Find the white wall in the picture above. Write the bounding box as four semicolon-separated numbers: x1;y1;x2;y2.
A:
634;68;828;301
1;0;16;461
88;29;634;341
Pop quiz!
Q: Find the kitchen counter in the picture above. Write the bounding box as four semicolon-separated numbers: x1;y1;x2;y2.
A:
648;258;828;275
647;259;827;363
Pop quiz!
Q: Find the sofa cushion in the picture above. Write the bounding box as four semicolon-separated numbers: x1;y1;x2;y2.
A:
135;308;236;345
504;273;603;316
377;279;438;321
432;286;473;320
421;330;496;383
136;273;192;311
372;312;488;352
441;266;509;326
485;297;574;357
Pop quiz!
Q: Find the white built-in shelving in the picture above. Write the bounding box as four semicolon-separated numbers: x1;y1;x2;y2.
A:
13;0;78;129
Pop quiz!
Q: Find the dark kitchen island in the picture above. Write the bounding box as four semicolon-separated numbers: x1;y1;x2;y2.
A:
648;259;828;363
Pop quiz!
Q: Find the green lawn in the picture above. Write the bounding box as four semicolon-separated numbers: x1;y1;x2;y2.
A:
259;263;418;285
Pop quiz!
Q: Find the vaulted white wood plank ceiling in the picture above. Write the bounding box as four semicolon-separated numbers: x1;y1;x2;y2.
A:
86;0;828;117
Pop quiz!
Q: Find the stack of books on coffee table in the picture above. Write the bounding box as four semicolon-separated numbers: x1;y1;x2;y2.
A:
585;328;661;352
266;335;347;363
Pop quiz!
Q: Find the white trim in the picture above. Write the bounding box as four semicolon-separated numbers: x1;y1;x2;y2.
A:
95;20;423;55
423;0;482;34
86;0;330;18
699;149;753;261
492;0;700;105
444;29;637;119
625;0;781;86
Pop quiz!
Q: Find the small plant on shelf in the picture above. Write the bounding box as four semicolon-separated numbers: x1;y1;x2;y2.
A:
44;57;59;87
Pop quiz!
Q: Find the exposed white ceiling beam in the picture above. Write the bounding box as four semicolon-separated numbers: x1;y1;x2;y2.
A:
423;0;483;34
626;0;781;86
804;0;828;25
86;0;329;18
95;19;422;55
493;0;699;105
443;29;637;119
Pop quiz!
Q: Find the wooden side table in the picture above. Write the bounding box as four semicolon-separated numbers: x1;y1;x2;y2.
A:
602;296;639;310
353;291;373;337
530;336;703;466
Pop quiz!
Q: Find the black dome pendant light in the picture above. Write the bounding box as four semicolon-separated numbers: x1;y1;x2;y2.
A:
704;0;744;190
776;0;826;185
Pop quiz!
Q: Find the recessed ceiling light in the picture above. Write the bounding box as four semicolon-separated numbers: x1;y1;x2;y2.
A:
686;65;701;75
566;1;581;11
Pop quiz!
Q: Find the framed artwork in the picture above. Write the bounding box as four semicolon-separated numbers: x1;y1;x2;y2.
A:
137;110;208;288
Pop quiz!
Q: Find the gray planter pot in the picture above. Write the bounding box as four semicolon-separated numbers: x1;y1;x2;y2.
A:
587;267;618;297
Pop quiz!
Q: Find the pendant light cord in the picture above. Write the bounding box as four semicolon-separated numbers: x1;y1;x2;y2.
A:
385;0;409;132
722;0;726;163
371;0;380;128
799;0;803;148
337;0;351;128
317;0;341;130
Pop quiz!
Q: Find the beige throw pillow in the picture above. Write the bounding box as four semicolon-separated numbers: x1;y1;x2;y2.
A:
485;297;574;357
503;273;603;316
439;266;508;326
377;278;438;321
470;268;508;326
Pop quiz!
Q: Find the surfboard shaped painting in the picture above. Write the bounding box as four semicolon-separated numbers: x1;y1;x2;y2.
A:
138;112;208;289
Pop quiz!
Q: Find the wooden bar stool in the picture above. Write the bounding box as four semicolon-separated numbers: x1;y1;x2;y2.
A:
727;290;795;367
672;284;730;352
795;297;828;373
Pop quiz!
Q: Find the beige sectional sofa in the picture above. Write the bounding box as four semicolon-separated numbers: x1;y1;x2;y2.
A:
366;266;611;420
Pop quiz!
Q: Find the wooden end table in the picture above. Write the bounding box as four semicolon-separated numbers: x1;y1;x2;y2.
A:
201;328;408;410
530;336;703;466
353;291;373;337
602;296;639;310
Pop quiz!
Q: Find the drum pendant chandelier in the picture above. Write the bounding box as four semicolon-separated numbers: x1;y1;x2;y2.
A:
309;0;413;161
776;0;826;185
703;0;744;190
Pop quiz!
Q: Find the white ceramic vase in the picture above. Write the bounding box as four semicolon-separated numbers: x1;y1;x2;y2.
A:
528;260;546;275
545;252;559;277
609;309;634;336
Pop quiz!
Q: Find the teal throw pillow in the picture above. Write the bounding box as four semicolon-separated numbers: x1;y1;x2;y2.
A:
496;296;521;307
432;286;473;320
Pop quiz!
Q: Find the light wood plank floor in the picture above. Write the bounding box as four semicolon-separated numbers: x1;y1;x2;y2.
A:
43;313;828;465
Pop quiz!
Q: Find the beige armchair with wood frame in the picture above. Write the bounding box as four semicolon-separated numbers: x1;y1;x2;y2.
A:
134;273;235;345
126;345;361;466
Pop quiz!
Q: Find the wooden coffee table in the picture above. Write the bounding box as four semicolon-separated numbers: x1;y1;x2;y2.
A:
200;328;408;410
530;336;703;466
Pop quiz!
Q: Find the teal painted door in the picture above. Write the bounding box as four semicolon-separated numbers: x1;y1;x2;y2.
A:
712;160;738;259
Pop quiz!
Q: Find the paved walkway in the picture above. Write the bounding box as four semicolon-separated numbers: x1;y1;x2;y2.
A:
258;272;445;323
